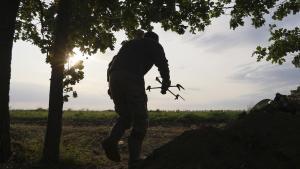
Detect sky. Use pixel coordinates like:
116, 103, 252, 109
10, 14, 300, 110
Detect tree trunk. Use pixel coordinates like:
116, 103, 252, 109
0, 0, 20, 163
42, 0, 71, 163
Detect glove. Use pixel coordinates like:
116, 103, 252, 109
161, 79, 171, 94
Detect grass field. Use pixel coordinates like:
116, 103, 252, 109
2, 110, 242, 169
10, 109, 241, 125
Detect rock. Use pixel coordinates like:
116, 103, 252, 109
251, 99, 272, 112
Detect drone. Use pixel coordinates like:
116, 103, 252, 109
146, 77, 185, 101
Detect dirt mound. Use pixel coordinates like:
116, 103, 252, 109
137, 93, 300, 169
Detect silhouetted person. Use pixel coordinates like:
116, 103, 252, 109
102, 31, 170, 169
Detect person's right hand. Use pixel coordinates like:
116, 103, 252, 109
161, 79, 171, 94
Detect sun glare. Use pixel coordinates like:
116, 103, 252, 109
68, 55, 83, 67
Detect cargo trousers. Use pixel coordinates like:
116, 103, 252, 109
107, 70, 148, 162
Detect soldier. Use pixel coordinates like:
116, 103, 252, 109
102, 31, 171, 168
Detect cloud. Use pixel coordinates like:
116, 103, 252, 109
210, 82, 298, 110
174, 17, 268, 52
230, 62, 300, 88
10, 82, 48, 101
10, 82, 49, 108
186, 87, 201, 91
9, 81, 114, 110
177, 13, 300, 53
64, 93, 114, 110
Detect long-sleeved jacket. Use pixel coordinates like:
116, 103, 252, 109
107, 38, 170, 84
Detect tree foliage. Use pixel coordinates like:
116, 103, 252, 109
13, 0, 300, 102
254, 25, 300, 67
223, 0, 299, 67
15, 0, 230, 50
14, 0, 229, 99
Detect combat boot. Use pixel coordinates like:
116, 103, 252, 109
101, 138, 121, 162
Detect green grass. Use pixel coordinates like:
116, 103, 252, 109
10, 110, 242, 125
10, 110, 117, 120
148, 110, 241, 124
